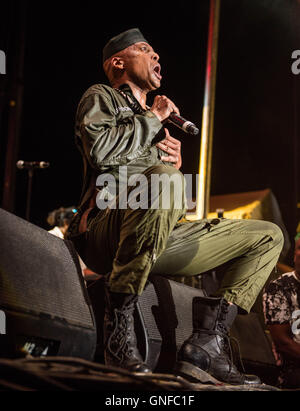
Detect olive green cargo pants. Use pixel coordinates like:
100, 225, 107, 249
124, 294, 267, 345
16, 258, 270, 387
83, 165, 284, 313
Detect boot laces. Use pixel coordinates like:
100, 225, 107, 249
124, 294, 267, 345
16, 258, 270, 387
216, 303, 246, 375
107, 304, 136, 363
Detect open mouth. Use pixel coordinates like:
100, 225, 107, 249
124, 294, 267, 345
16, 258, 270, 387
153, 64, 162, 80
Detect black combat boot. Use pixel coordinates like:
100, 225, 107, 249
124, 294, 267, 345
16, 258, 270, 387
103, 286, 151, 373
174, 296, 261, 385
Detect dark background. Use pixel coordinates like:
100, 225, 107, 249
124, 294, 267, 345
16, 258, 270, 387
1, 0, 300, 265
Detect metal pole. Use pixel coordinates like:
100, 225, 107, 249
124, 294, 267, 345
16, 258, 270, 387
196, 0, 221, 219
25, 169, 33, 221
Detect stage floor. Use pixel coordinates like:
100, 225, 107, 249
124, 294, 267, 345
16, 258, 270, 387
0, 356, 287, 392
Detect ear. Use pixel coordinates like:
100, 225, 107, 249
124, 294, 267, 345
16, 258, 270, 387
111, 56, 125, 70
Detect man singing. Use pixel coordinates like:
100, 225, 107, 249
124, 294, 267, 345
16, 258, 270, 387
67, 28, 283, 385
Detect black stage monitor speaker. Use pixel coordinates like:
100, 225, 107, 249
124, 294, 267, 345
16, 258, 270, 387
88, 275, 277, 375
137, 276, 206, 372
0, 208, 96, 360
138, 278, 278, 373
88, 275, 206, 372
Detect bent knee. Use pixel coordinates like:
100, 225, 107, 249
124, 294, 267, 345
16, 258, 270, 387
264, 221, 284, 246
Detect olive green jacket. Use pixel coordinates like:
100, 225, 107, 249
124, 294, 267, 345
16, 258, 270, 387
72, 83, 166, 227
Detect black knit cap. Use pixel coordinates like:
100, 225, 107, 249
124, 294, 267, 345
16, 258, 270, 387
102, 28, 148, 63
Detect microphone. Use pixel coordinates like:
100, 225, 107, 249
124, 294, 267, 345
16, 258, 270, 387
168, 112, 199, 135
16, 160, 50, 169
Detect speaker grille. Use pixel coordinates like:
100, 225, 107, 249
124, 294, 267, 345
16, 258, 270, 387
0, 209, 94, 329
138, 277, 205, 348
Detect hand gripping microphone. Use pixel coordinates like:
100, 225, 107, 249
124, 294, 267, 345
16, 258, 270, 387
168, 112, 199, 135
16, 160, 50, 169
